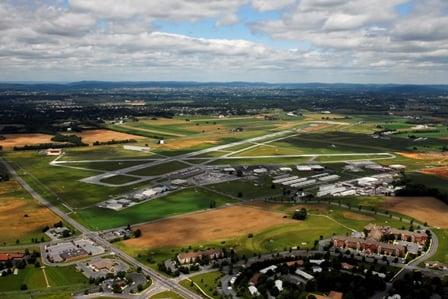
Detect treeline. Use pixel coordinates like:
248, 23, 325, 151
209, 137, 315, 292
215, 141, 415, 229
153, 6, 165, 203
92, 139, 137, 146
396, 183, 448, 205
51, 133, 86, 145
13, 142, 88, 151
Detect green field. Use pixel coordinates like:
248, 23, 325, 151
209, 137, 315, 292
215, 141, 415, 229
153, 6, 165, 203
5, 152, 149, 209
432, 229, 448, 264
72, 188, 237, 230
207, 177, 282, 200
128, 161, 189, 177
63, 160, 152, 171
99, 174, 141, 185
117, 204, 409, 270
60, 144, 160, 161
151, 291, 184, 299
180, 271, 223, 299
0, 263, 87, 294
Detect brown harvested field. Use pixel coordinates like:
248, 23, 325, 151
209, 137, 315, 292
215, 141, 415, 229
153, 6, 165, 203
122, 205, 294, 249
420, 166, 448, 179
0, 181, 61, 245
382, 196, 448, 228
75, 129, 144, 144
342, 211, 374, 221
154, 137, 218, 150
0, 133, 54, 150
398, 152, 448, 161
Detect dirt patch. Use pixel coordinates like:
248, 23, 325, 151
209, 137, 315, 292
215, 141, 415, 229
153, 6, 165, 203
155, 137, 218, 150
74, 129, 144, 144
398, 152, 448, 161
342, 211, 374, 221
0, 181, 61, 243
382, 196, 448, 228
0, 133, 54, 150
123, 205, 294, 249
420, 166, 448, 179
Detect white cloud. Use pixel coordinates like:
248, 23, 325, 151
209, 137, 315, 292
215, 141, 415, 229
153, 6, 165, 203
0, 0, 447, 83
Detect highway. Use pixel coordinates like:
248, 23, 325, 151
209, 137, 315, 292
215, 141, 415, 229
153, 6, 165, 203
0, 158, 202, 299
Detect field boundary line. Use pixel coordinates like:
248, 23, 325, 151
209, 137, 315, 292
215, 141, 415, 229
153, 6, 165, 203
41, 266, 51, 288
309, 213, 356, 232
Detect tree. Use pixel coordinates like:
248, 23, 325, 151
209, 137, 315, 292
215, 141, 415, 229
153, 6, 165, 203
209, 200, 216, 208
292, 208, 307, 220
134, 229, 142, 238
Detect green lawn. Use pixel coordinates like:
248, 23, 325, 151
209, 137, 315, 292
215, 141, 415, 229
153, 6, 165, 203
72, 188, 237, 230
431, 229, 448, 264
64, 160, 152, 171
0, 263, 87, 293
128, 161, 189, 177
60, 144, 158, 161
208, 177, 282, 200
180, 271, 223, 299
151, 291, 184, 299
99, 174, 141, 185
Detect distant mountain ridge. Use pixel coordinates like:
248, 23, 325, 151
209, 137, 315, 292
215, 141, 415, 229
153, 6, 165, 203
0, 81, 448, 93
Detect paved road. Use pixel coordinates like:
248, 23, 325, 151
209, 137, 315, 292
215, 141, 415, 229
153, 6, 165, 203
0, 158, 202, 299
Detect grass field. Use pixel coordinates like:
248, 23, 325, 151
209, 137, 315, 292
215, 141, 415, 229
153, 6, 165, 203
99, 174, 141, 185
179, 271, 223, 299
431, 229, 448, 264
60, 144, 161, 161
117, 202, 409, 270
0, 263, 87, 293
128, 161, 189, 177
5, 152, 149, 209
207, 177, 282, 200
0, 134, 55, 150
0, 180, 60, 246
72, 188, 237, 230
151, 291, 184, 299
120, 205, 294, 249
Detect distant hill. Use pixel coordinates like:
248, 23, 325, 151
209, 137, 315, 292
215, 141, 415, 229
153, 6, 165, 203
0, 81, 448, 93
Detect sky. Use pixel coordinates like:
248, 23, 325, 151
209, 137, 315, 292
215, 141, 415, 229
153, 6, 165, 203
0, 0, 448, 83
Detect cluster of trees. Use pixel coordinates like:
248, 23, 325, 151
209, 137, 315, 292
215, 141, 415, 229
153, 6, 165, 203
391, 271, 448, 298
13, 142, 88, 151
92, 139, 137, 146
51, 133, 85, 145
396, 182, 448, 205
292, 208, 307, 220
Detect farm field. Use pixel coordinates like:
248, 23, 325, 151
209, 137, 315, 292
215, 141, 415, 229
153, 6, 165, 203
179, 271, 223, 299
381, 197, 448, 228
0, 133, 55, 150
118, 202, 409, 269
73, 129, 144, 144
0, 180, 60, 246
72, 188, 237, 230
121, 205, 295, 249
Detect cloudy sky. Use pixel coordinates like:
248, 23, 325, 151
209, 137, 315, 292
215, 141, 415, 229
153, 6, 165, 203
1, 0, 447, 83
